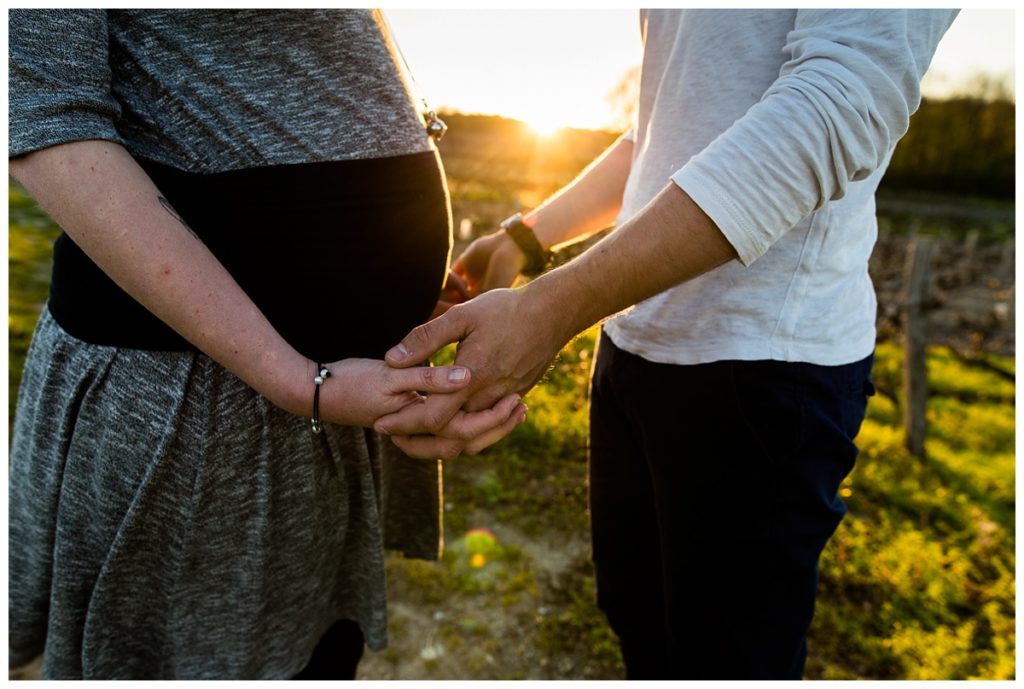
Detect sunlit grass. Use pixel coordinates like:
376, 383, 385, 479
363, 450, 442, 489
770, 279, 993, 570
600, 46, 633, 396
927, 345, 1015, 402
8, 182, 60, 425
809, 345, 1015, 680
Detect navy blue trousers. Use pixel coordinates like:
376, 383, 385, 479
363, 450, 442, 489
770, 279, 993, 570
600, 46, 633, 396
589, 330, 874, 679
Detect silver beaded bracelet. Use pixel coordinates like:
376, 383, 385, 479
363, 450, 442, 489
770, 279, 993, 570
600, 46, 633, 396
311, 363, 330, 434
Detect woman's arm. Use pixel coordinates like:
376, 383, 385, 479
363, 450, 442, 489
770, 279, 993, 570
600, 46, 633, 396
11, 140, 523, 447
12, 141, 313, 413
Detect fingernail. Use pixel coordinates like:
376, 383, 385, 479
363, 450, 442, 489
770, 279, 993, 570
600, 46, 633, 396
387, 344, 408, 362
374, 423, 387, 434
448, 366, 468, 382
519, 408, 528, 423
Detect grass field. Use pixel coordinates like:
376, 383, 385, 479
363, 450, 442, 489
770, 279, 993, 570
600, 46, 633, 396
7, 120, 1015, 678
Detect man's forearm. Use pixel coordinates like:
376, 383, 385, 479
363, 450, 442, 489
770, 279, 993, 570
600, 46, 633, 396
524, 182, 738, 342
524, 134, 633, 250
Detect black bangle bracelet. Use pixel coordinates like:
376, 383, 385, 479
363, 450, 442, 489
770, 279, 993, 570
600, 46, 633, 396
311, 363, 330, 434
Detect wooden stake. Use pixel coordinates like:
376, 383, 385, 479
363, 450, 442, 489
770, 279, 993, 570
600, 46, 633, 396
959, 228, 979, 284
903, 238, 934, 458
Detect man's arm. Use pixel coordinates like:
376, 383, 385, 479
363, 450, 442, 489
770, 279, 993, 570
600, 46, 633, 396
526, 132, 634, 253
441, 133, 634, 302
375, 182, 736, 449
380, 8, 957, 449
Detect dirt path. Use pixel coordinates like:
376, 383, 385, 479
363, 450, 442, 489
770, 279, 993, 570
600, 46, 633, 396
357, 504, 622, 680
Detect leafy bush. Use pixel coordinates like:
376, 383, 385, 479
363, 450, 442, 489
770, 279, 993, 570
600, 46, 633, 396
809, 344, 1015, 680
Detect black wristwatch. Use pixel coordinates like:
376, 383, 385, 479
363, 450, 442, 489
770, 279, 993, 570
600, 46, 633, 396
500, 212, 552, 277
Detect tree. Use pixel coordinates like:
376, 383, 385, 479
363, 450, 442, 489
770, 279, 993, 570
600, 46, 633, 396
604, 65, 641, 132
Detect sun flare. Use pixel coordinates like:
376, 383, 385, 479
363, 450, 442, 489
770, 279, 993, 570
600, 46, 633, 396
524, 113, 568, 139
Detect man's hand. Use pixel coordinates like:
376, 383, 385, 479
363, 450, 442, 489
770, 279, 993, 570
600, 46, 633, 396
432, 231, 525, 317
376, 287, 574, 437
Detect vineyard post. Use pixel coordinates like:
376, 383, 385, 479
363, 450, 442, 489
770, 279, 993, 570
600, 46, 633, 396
999, 238, 1015, 282
959, 228, 979, 284
903, 237, 934, 458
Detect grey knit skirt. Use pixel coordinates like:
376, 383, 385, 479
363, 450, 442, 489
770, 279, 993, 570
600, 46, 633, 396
8, 308, 442, 679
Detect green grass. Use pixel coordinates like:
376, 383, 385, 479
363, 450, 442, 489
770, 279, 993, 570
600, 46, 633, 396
8, 182, 60, 423
8, 179, 1014, 679
807, 343, 1015, 680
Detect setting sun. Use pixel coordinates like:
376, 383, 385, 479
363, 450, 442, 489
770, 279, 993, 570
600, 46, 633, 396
524, 112, 568, 138
386, 9, 644, 131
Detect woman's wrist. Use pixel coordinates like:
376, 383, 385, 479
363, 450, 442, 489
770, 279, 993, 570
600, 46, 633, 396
252, 345, 318, 417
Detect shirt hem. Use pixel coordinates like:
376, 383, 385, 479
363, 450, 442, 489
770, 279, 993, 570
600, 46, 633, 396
603, 321, 876, 367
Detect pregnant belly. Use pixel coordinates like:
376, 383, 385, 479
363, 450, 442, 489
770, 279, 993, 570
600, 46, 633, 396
47, 152, 451, 361
177, 152, 453, 362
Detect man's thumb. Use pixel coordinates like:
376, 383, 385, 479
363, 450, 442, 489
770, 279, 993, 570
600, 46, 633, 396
385, 312, 464, 368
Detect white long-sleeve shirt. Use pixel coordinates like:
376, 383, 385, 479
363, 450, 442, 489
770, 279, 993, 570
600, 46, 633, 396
604, 9, 958, 366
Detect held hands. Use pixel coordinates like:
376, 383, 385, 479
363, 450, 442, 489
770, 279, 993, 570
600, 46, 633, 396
323, 230, 533, 460
318, 358, 526, 458
373, 183, 732, 458
376, 287, 574, 458
370, 230, 556, 459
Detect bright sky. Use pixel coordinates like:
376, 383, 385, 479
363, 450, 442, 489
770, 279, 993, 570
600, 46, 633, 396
386, 8, 1016, 132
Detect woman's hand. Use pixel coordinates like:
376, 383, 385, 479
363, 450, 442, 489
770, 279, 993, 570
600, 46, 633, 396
318, 358, 527, 458
317, 358, 469, 427
431, 269, 472, 319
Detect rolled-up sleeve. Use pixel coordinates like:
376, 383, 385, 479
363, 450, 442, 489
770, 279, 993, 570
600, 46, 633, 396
671, 9, 958, 266
9, 9, 124, 157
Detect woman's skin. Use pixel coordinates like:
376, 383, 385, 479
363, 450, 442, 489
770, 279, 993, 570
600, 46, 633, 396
10, 140, 525, 456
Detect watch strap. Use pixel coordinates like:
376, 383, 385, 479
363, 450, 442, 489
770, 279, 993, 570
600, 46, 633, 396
501, 212, 551, 277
